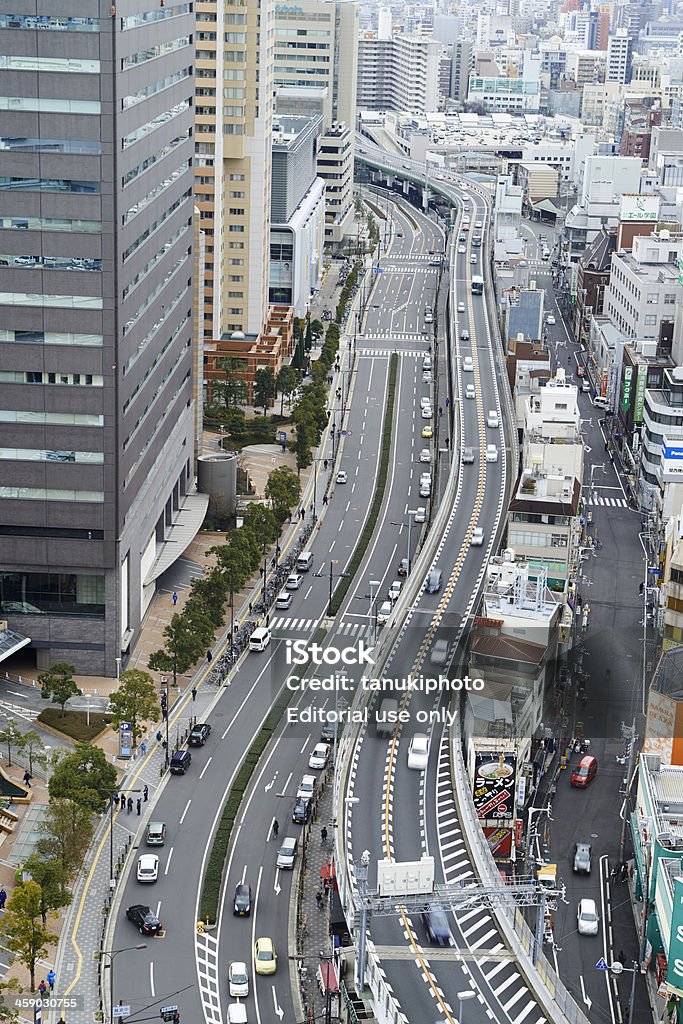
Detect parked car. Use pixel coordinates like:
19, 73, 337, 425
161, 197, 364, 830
414, 507, 426, 524
308, 743, 329, 770
377, 600, 392, 625
136, 854, 159, 883
292, 797, 311, 824
297, 775, 316, 800
388, 580, 403, 602
546, 313, 556, 325
419, 448, 431, 463
397, 558, 410, 576
286, 573, 304, 590
422, 424, 433, 439
188, 723, 211, 746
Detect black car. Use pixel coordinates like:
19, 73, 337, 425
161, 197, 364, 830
169, 749, 191, 775
422, 905, 452, 946
320, 721, 339, 744
188, 723, 211, 746
233, 883, 252, 916
292, 797, 311, 824
126, 904, 162, 935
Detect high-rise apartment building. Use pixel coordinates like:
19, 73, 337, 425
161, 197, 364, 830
273, 0, 358, 245
606, 28, 634, 85
0, 2, 197, 675
194, 0, 274, 339
357, 35, 441, 114
450, 38, 473, 103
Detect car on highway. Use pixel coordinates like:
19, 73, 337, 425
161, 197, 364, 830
308, 743, 329, 769
470, 254, 477, 264
426, 568, 443, 593
286, 573, 304, 590
145, 821, 166, 846
573, 843, 592, 874
233, 883, 252, 916
470, 527, 484, 547
577, 898, 599, 936
377, 600, 392, 625
292, 797, 311, 824
227, 1004, 247, 1024
188, 723, 211, 746
420, 397, 431, 409
485, 444, 498, 462
407, 733, 430, 770
229, 961, 249, 998
546, 313, 556, 325
297, 774, 316, 800
419, 448, 431, 463
420, 405, 432, 420
126, 904, 162, 935
463, 356, 473, 372
276, 836, 298, 869
414, 507, 426, 524
397, 558, 410, 576
460, 330, 469, 341
254, 937, 277, 975
422, 424, 433, 438
169, 749, 191, 775
458, 245, 466, 254
276, 590, 292, 609
422, 905, 453, 946
336, 470, 348, 484
388, 579, 403, 602
457, 301, 465, 313
136, 854, 159, 883
430, 638, 449, 665
465, 384, 475, 399
320, 720, 339, 743
424, 310, 434, 323
462, 447, 475, 464
486, 410, 499, 429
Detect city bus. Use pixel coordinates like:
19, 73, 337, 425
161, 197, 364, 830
471, 275, 484, 295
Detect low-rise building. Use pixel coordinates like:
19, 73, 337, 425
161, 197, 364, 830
506, 467, 581, 592
203, 306, 294, 406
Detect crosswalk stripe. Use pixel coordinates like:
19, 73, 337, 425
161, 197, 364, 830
470, 928, 499, 950
461, 917, 491, 939
503, 989, 528, 1012
358, 349, 428, 357
493, 973, 521, 997
482, 961, 509, 982
511, 1002, 542, 1024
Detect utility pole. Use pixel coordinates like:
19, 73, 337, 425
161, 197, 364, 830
618, 719, 637, 867
355, 850, 370, 993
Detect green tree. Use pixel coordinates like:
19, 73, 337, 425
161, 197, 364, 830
0, 978, 21, 1023
295, 423, 314, 475
265, 466, 301, 523
48, 743, 117, 814
1, 880, 56, 991
0, 723, 22, 768
182, 600, 215, 649
292, 330, 305, 371
214, 357, 248, 408
245, 503, 277, 550
238, 524, 263, 572
304, 317, 313, 353
253, 367, 276, 415
36, 798, 93, 881
107, 670, 158, 749
16, 731, 48, 776
212, 539, 252, 595
186, 570, 229, 629
37, 662, 82, 717
310, 318, 324, 344
22, 853, 72, 926
275, 365, 301, 415
148, 612, 205, 687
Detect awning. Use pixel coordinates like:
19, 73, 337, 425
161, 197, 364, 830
0, 627, 31, 664
143, 491, 210, 586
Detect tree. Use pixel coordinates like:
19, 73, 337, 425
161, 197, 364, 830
36, 798, 93, 881
0, 723, 22, 768
253, 367, 276, 415
22, 854, 71, 926
48, 743, 117, 814
16, 731, 48, 776
275, 365, 301, 415
304, 317, 313, 353
148, 613, 205, 687
182, 600, 215, 649
0, 978, 21, 1023
291, 329, 305, 371
214, 357, 248, 408
38, 662, 82, 717
245, 503, 277, 550
310, 319, 324, 344
186, 570, 229, 628
1, 880, 56, 991
295, 424, 313, 475
265, 466, 301, 523
107, 670, 158, 749
212, 540, 252, 597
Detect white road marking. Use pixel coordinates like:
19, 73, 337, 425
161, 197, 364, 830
150, 961, 155, 997
164, 847, 174, 875
179, 800, 191, 825
199, 757, 212, 780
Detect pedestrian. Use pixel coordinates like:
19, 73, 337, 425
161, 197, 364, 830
315, 891, 323, 910
172, 591, 178, 605
207, 649, 212, 662
621, 863, 628, 882
322, 495, 328, 506
156, 730, 162, 743
321, 826, 328, 845
22, 770, 31, 788
272, 819, 279, 839
143, 784, 148, 802
127, 797, 133, 813
0, 889, 6, 910
136, 798, 141, 815
266, 613, 270, 627
47, 969, 55, 992
140, 740, 147, 756
323, 877, 330, 896
249, 602, 252, 614
191, 686, 197, 701
38, 981, 47, 999
112, 793, 119, 809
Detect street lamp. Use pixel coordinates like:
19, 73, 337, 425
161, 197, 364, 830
102, 943, 146, 1024
391, 510, 419, 575
313, 561, 350, 618
368, 580, 380, 644
456, 990, 476, 1023
610, 958, 641, 1024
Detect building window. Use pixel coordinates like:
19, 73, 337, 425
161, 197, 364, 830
0, 55, 99, 72
122, 37, 191, 69
644, 315, 657, 325
664, 293, 676, 304
0, 447, 103, 464
0, 96, 100, 114
0, 330, 102, 346
646, 292, 658, 304
0, 572, 105, 617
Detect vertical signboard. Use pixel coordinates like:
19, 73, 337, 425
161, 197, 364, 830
472, 752, 516, 819
666, 876, 683, 991
634, 365, 647, 423
119, 722, 132, 758
621, 365, 633, 414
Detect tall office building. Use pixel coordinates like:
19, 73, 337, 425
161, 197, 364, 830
357, 35, 441, 114
606, 28, 634, 84
0, 2, 197, 675
273, 0, 358, 245
195, 0, 274, 339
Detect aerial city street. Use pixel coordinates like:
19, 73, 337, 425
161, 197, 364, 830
2, 2, 683, 1024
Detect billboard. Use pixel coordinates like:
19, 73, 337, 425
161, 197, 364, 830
483, 827, 513, 859
666, 877, 683, 991
473, 752, 516, 820
621, 365, 633, 414
634, 365, 647, 423
620, 194, 660, 222
660, 437, 683, 481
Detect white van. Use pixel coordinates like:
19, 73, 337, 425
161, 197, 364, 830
276, 836, 298, 869
249, 627, 271, 652
593, 395, 609, 409
296, 551, 314, 572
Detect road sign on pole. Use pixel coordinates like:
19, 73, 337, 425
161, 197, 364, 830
113, 1008, 131, 1018
595, 957, 609, 971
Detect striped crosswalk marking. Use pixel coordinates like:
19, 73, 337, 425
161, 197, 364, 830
270, 616, 364, 635
587, 495, 627, 507
358, 349, 427, 358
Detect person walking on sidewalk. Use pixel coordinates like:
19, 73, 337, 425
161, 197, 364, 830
47, 970, 55, 992
0, 889, 7, 910
172, 591, 178, 605
22, 770, 31, 788
143, 784, 149, 802
315, 891, 323, 911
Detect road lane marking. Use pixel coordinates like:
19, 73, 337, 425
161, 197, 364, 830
150, 961, 155, 997
251, 865, 265, 1024
164, 847, 174, 875
199, 757, 212, 780
179, 800, 191, 825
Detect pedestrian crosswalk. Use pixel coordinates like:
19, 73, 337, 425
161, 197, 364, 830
271, 616, 367, 636
587, 494, 628, 508
361, 332, 430, 342
358, 349, 427, 358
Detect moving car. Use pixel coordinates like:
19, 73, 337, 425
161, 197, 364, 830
248, 626, 270, 652
462, 447, 475, 464
233, 883, 252, 916
465, 384, 475, 399
292, 797, 311, 824
577, 898, 599, 936
422, 424, 433, 439
126, 904, 162, 935
188, 723, 211, 746
546, 313, 556, 325
470, 254, 477, 264
422, 905, 453, 946
286, 573, 304, 590
276, 590, 292, 609
426, 568, 443, 593
136, 854, 159, 883
308, 743, 329, 769
397, 558, 410, 576
485, 444, 498, 462
430, 639, 449, 665
571, 754, 598, 788
145, 822, 166, 846
336, 470, 348, 484
463, 356, 473, 372
276, 836, 298, 869
422, 355, 432, 370
419, 481, 431, 498
407, 733, 430, 770
471, 527, 484, 547
458, 245, 466, 254
420, 405, 432, 420
229, 962, 249, 998
573, 843, 592, 874
487, 410, 499, 429
254, 937, 277, 975
419, 448, 431, 463
414, 507, 426, 524
169, 749, 191, 775
420, 397, 431, 409
297, 774, 316, 800
457, 301, 465, 313
377, 600, 392, 625
227, 1006, 247, 1024
424, 310, 434, 323
388, 579, 403, 602
429, 257, 441, 266
320, 720, 339, 743
460, 330, 469, 341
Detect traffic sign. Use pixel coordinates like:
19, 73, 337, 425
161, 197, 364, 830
374, 267, 383, 273
113, 1008, 131, 1018
595, 957, 609, 971
160, 1007, 178, 1016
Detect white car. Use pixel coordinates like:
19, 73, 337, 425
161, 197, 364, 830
463, 356, 474, 372
419, 448, 431, 463
471, 527, 484, 547
336, 470, 348, 484
227, 1005, 247, 1024
286, 573, 303, 590
414, 507, 426, 524
407, 733, 430, 770
421, 406, 432, 419
487, 410, 499, 429
276, 590, 292, 609
430, 639, 449, 665
420, 397, 431, 409
465, 384, 475, 399
308, 742, 330, 769
377, 600, 392, 625
458, 245, 466, 254
546, 313, 556, 325
136, 854, 159, 883
229, 962, 249, 998
457, 301, 465, 313
297, 774, 316, 800
485, 444, 498, 462
388, 580, 402, 602
422, 372, 433, 384
470, 254, 477, 264
577, 898, 599, 936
